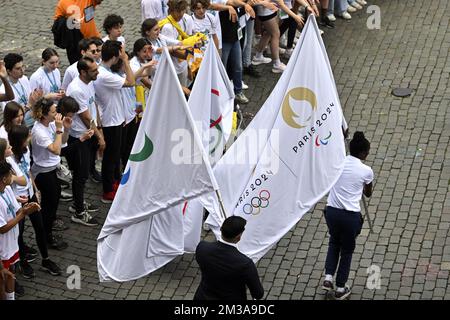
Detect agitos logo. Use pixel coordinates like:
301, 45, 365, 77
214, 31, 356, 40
281, 86, 336, 154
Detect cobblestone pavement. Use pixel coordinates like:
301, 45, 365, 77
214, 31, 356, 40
0, 0, 449, 300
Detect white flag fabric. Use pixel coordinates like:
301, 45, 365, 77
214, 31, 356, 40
200, 16, 347, 262
97, 48, 217, 282
188, 39, 235, 165
182, 41, 235, 252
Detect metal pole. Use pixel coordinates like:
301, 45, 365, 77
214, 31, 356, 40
362, 196, 374, 233
215, 190, 228, 220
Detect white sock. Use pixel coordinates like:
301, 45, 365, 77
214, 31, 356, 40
255, 51, 263, 59
336, 287, 345, 293
325, 274, 333, 282
273, 59, 281, 66
6, 291, 15, 300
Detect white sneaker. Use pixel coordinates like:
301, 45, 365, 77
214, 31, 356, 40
242, 81, 249, 90
252, 55, 272, 65
351, 2, 363, 9
272, 62, 286, 74
327, 14, 336, 22
279, 47, 286, 55
356, 0, 367, 5
340, 11, 352, 20
203, 222, 211, 231
347, 5, 356, 12
320, 29, 324, 35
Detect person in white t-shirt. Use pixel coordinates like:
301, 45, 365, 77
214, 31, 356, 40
29, 49, 65, 102
31, 98, 72, 251
322, 131, 374, 300
94, 41, 135, 203
2, 53, 43, 128
63, 79, 100, 226
0, 102, 25, 141
160, 0, 194, 86
61, 38, 103, 90
141, 0, 169, 21
0, 60, 14, 105
102, 14, 126, 47
0, 160, 40, 300
191, 0, 220, 49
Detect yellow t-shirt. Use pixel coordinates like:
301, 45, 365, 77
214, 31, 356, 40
54, 0, 100, 38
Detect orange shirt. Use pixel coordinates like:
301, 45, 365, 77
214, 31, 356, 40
54, 0, 100, 38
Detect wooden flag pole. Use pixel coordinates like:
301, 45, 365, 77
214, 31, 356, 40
215, 190, 228, 220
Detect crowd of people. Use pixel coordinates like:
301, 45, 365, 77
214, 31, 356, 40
0, 0, 370, 300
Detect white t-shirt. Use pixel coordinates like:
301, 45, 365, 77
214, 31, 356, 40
141, 0, 168, 21
148, 36, 178, 67
0, 125, 8, 141
1, 76, 35, 128
102, 35, 126, 47
29, 67, 62, 96
31, 121, 62, 168
327, 155, 374, 212
0, 186, 21, 260
130, 56, 147, 86
120, 82, 137, 125
66, 77, 97, 138
61, 62, 79, 90
7, 152, 33, 198
191, 12, 218, 35
160, 14, 193, 74
94, 65, 126, 127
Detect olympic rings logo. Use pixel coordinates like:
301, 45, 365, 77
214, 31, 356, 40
243, 190, 271, 216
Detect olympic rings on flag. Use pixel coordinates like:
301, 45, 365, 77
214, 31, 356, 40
242, 190, 271, 215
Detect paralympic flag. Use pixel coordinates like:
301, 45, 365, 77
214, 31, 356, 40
97, 48, 217, 282
200, 15, 347, 262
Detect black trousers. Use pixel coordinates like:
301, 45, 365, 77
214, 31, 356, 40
66, 45, 82, 65
102, 125, 123, 193
18, 195, 49, 260
324, 206, 363, 288
279, 16, 297, 49
89, 135, 99, 174
121, 119, 140, 170
34, 169, 61, 242
65, 136, 90, 213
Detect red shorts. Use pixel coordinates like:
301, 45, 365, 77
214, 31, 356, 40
2, 251, 20, 270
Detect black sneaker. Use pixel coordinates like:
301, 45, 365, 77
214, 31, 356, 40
322, 280, 334, 291
90, 169, 102, 183
15, 280, 25, 297
69, 202, 99, 213
334, 286, 351, 300
23, 245, 38, 257
19, 260, 35, 279
52, 218, 69, 231
319, 15, 335, 29
48, 235, 68, 250
243, 65, 261, 78
25, 253, 37, 263
41, 259, 62, 276
71, 211, 99, 227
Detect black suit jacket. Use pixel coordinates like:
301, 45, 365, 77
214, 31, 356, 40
194, 240, 264, 300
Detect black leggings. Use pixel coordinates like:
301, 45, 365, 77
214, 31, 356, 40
34, 169, 61, 242
18, 194, 49, 260
121, 120, 140, 171
279, 16, 297, 49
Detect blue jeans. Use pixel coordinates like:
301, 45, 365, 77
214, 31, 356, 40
328, 0, 349, 15
324, 206, 363, 288
221, 40, 243, 94
242, 19, 255, 68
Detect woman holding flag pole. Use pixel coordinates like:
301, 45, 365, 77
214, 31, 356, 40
322, 131, 373, 300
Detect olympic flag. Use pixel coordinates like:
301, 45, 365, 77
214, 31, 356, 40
200, 15, 347, 262
97, 48, 217, 282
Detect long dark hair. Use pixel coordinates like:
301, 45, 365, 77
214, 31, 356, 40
349, 131, 370, 158
0, 138, 8, 161
8, 125, 30, 163
2, 101, 24, 131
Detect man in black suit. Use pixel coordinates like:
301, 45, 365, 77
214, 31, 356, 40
194, 216, 264, 300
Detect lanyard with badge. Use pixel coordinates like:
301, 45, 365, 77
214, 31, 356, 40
10, 80, 28, 105
45, 70, 59, 93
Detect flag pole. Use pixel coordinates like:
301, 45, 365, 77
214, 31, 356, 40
215, 190, 228, 220
362, 196, 373, 233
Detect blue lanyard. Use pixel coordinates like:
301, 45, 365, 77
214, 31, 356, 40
10, 80, 28, 105
44, 69, 59, 93
18, 156, 30, 181
0, 191, 16, 218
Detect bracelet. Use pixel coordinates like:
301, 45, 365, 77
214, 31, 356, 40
56, 130, 63, 134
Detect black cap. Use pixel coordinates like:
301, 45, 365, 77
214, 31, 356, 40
221, 216, 246, 239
